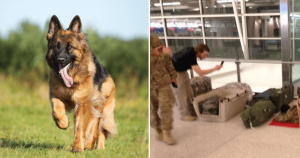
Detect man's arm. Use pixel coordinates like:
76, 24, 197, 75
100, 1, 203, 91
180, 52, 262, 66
164, 54, 177, 85
192, 64, 222, 76
165, 55, 177, 79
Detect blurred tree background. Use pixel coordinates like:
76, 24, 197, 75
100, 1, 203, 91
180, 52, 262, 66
0, 21, 148, 99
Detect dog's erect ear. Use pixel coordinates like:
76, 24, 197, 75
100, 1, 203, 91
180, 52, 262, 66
68, 15, 82, 36
47, 15, 63, 40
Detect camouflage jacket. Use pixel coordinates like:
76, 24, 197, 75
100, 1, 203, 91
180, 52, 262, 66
150, 53, 177, 90
275, 105, 298, 123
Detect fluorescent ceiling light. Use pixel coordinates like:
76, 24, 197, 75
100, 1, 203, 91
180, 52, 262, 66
154, 2, 180, 7
217, 0, 248, 4
192, 8, 200, 11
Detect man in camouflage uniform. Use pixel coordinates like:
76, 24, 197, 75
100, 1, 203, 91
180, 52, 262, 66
150, 35, 177, 145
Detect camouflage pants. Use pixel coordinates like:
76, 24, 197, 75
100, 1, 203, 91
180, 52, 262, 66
171, 71, 196, 117
150, 85, 175, 131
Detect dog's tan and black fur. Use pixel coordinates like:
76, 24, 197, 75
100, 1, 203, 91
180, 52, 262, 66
46, 15, 117, 152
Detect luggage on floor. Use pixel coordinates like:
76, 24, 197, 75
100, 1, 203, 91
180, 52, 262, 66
190, 76, 217, 115
270, 85, 294, 112
253, 85, 294, 112
240, 99, 276, 128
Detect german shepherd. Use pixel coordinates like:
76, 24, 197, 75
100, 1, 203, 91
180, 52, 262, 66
46, 15, 117, 152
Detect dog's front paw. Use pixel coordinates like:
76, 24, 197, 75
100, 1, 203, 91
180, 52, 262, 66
84, 143, 95, 151
72, 144, 84, 153
54, 114, 69, 129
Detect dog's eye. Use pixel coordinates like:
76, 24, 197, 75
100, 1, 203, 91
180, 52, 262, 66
55, 44, 59, 49
68, 45, 73, 50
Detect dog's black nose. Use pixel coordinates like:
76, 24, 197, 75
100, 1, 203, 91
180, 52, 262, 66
57, 58, 66, 64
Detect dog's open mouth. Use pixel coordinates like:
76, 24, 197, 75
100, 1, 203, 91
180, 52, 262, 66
59, 63, 73, 87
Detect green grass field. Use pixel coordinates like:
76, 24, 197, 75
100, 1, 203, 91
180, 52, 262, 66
0, 76, 148, 158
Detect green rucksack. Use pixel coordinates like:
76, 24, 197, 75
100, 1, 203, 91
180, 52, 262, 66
240, 99, 276, 128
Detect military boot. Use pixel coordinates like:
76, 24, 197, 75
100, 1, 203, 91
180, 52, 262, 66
156, 128, 163, 141
162, 130, 176, 145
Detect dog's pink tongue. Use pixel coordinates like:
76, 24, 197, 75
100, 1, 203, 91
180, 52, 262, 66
59, 64, 73, 87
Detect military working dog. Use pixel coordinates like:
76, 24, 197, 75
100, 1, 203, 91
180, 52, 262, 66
46, 15, 117, 152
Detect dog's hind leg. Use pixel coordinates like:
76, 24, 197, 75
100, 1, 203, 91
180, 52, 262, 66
96, 97, 117, 149
96, 126, 106, 149
94, 76, 117, 149
50, 97, 69, 129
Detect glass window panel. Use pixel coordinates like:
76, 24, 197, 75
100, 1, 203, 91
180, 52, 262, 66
206, 39, 244, 59
292, 64, 300, 96
202, 0, 240, 14
167, 39, 203, 54
290, 3, 300, 62
247, 16, 280, 37
291, 16, 299, 37
150, 19, 165, 36
291, 0, 300, 12
162, 0, 200, 15
291, 0, 300, 62
165, 18, 203, 36
204, 17, 242, 37
292, 39, 300, 61
150, 0, 162, 16
291, 14, 300, 37
291, 39, 293, 60
248, 40, 281, 60
246, 0, 279, 13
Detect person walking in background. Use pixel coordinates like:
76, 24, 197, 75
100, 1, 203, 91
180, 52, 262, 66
150, 35, 177, 145
171, 43, 223, 121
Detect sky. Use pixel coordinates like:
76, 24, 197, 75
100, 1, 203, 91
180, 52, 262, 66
0, 0, 149, 40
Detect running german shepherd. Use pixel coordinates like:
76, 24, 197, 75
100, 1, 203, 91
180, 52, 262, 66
46, 15, 117, 152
